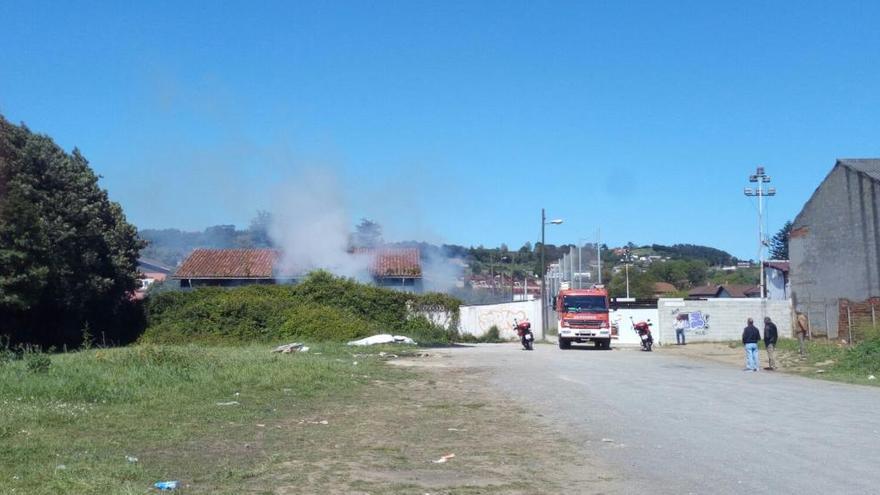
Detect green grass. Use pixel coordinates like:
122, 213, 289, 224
773, 335, 880, 385
0, 343, 406, 494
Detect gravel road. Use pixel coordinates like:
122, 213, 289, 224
437, 343, 880, 495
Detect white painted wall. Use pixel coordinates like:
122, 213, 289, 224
458, 300, 544, 340
657, 298, 793, 344
610, 308, 660, 345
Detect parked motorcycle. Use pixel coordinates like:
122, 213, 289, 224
514, 319, 535, 351
631, 317, 654, 352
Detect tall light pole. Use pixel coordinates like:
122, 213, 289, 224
621, 247, 632, 299
744, 166, 776, 299
540, 208, 563, 335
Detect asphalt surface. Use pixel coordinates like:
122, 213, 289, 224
438, 343, 880, 495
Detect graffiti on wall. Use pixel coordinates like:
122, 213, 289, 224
477, 309, 528, 333
673, 309, 711, 336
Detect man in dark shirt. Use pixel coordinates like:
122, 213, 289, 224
742, 318, 761, 372
764, 317, 779, 370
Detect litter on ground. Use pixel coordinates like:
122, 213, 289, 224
125, 455, 138, 463
432, 453, 456, 464
347, 334, 417, 346
216, 401, 240, 406
272, 343, 309, 354
154, 480, 180, 490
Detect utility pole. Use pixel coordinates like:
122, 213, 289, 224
744, 166, 777, 299
540, 209, 546, 335
597, 228, 602, 285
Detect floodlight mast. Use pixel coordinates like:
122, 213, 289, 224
744, 166, 777, 299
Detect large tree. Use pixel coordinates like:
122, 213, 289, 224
769, 221, 792, 260
0, 116, 144, 347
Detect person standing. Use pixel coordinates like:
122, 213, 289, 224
795, 312, 808, 357
674, 314, 688, 345
742, 318, 761, 372
764, 317, 779, 370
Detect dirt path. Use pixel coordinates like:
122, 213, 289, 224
260, 352, 618, 494
659, 341, 826, 373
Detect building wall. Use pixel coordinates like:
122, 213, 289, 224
657, 299, 792, 343
790, 165, 880, 338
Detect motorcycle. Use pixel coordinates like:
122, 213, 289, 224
630, 317, 654, 352
514, 319, 534, 351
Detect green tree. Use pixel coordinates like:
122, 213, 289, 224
0, 116, 144, 347
352, 218, 383, 248
608, 267, 657, 298
769, 221, 792, 260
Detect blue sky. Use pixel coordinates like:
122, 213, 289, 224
2, 0, 878, 259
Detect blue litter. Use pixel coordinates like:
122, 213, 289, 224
154, 480, 179, 490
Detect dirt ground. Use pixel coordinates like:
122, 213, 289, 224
658, 341, 820, 372
257, 352, 616, 494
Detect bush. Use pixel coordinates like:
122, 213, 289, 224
141, 271, 461, 345
25, 351, 51, 373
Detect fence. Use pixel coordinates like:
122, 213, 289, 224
837, 297, 880, 344
795, 296, 880, 342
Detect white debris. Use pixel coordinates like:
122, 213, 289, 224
432, 453, 456, 464
869, 375, 876, 380
272, 343, 308, 354
601, 438, 614, 443
347, 334, 417, 346
216, 401, 240, 406
125, 456, 138, 463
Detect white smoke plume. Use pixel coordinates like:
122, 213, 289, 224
268, 169, 464, 293
268, 169, 372, 281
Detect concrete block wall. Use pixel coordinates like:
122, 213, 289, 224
458, 300, 543, 340
657, 299, 793, 344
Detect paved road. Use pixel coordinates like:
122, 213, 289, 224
438, 343, 880, 495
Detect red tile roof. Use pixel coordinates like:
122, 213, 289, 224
173, 249, 279, 279
653, 282, 677, 294
370, 248, 422, 278
173, 247, 422, 279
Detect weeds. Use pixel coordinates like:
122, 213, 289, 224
0, 343, 402, 493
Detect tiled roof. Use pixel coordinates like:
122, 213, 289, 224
725, 284, 761, 298
371, 248, 422, 278
173, 249, 279, 279
653, 282, 677, 294
688, 284, 760, 298
174, 247, 422, 280
688, 285, 720, 297
764, 260, 790, 273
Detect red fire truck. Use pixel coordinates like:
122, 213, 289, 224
556, 286, 615, 349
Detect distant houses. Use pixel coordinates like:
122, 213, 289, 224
789, 159, 880, 337
687, 284, 761, 299
172, 247, 423, 291
134, 258, 172, 300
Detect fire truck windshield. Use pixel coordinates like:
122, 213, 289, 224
562, 295, 607, 313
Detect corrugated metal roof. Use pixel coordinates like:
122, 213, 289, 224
173, 249, 279, 279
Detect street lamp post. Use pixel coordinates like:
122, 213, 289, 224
540, 208, 563, 336
744, 166, 777, 299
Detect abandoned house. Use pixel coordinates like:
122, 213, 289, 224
789, 158, 880, 337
